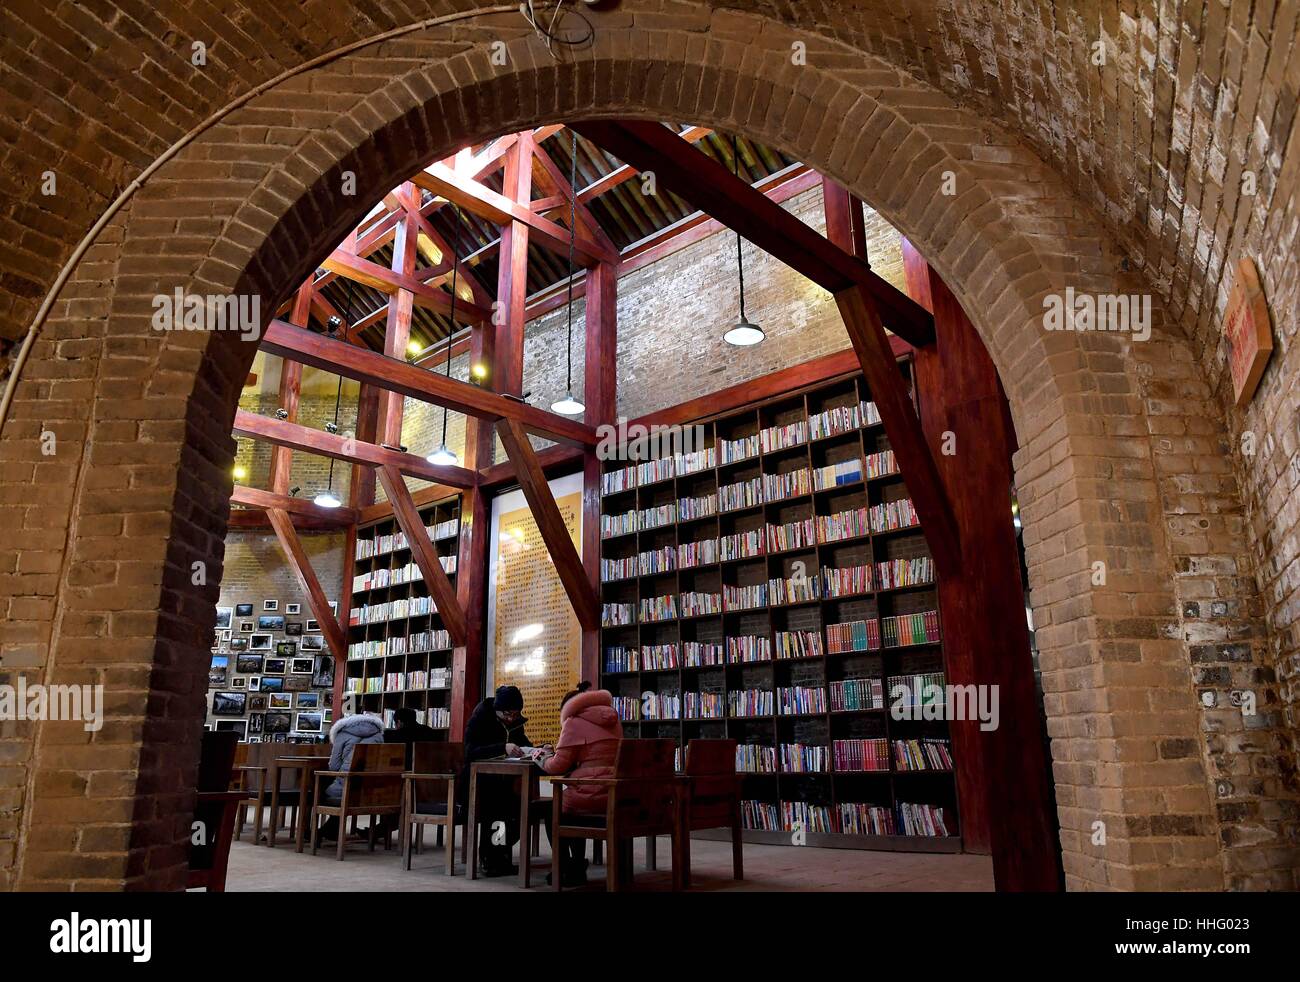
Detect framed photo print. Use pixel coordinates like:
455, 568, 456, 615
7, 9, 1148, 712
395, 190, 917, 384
263, 658, 286, 675
286, 603, 301, 615
305, 619, 319, 632
290, 657, 314, 675
219, 629, 232, 642
208, 655, 228, 687
215, 719, 247, 740
235, 654, 263, 674
239, 621, 255, 634
282, 675, 309, 692
312, 655, 334, 689
215, 607, 233, 630
295, 692, 320, 709
229, 637, 249, 651
230, 677, 247, 689
329, 601, 338, 615
301, 635, 324, 651
248, 713, 265, 735
264, 711, 292, 734
258, 614, 286, 631
285, 622, 303, 637
275, 640, 297, 657
323, 710, 333, 725
263, 599, 279, 611
295, 712, 323, 734
248, 695, 268, 712
248, 677, 261, 692
211, 691, 247, 716
250, 634, 273, 651
267, 694, 293, 711
259, 676, 284, 694
235, 603, 254, 617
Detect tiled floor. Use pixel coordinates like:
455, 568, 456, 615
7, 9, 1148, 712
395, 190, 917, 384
225, 830, 994, 892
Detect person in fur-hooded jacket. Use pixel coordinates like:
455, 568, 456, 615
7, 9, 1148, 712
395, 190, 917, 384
539, 682, 623, 885
315, 708, 385, 841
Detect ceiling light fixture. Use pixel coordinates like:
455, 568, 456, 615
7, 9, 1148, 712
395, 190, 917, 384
551, 131, 586, 417
428, 250, 460, 466
315, 277, 351, 510
723, 133, 765, 347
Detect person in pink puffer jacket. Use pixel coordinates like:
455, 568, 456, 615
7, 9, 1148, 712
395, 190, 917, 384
540, 682, 623, 885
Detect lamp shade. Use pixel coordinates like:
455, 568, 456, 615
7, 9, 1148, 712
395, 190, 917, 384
723, 318, 765, 346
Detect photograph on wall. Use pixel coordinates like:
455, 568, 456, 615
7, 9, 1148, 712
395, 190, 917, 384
235, 655, 263, 674
263, 600, 278, 611
264, 711, 292, 733
263, 658, 286, 675
215, 720, 247, 740
301, 635, 324, 651
258, 615, 286, 631
259, 676, 284, 693
219, 629, 232, 642
267, 694, 292, 710
208, 656, 228, 687
235, 603, 253, 617
282, 675, 310, 692
248, 695, 268, 712
248, 677, 261, 692
290, 657, 314, 675
247, 714, 264, 735
323, 710, 333, 725
295, 692, 320, 709
305, 620, 320, 633
250, 634, 273, 651
215, 607, 232, 630
230, 677, 246, 689
285, 622, 303, 636
239, 621, 255, 634
276, 641, 297, 657
229, 637, 248, 651
212, 691, 247, 716
312, 655, 334, 689
294, 712, 323, 734
285, 603, 301, 615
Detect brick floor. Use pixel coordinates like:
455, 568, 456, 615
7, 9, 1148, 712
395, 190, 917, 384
223, 833, 995, 892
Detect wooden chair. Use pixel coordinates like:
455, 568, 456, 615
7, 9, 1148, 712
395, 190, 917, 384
310, 743, 406, 860
682, 738, 743, 886
400, 742, 467, 875
187, 731, 245, 891
548, 738, 685, 892
233, 742, 270, 843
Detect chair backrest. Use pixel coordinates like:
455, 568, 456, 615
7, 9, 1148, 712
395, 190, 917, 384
271, 742, 323, 792
195, 730, 239, 793
229, 742, 251, 791
609, 739, 678, 836
410, 742, 464, 802
347, 742, 406, 809
685, 739, 740, 829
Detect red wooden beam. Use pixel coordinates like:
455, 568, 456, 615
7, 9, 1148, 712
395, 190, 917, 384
231, 408, 477, 488
266, 508, 349, 665
319, 248, 492, 324
576, 125, 712, 204
529, 136, 620, 258
230, 485, 358, 525
495, 418, 600, 632
268, 279, 313, 492
376, 465, 468, 648
227, 509, 348, 532
571, 120, 934, 346
259, 320, 599, 448
495, 134, 533, 397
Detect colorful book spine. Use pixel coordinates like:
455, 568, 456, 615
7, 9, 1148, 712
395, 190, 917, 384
741, 800, 780, 831
816, 506, 871, 543
768, 574, 821, 605
780, 801, 833, 833
612, 696, 640, 721
822, 563, 873, 597
678, 591, 722, 618
720, 528, 766, 561
869, 497, 919, 532
811, 458, 864, 490
875, 557, 935, 590
777, 684, 827, 715
837, 802, 896, 835
720, 433, 760, 463
675, 446, 716, 475
833, 738, 890, 772
766, 518, 816, 552
638, 546, 677, 577
601, 555, 638, 582
727, 688, 774, 717
880, 610, 941, 647
864, 449, 898, 478
638, 502, 678, 531
601, 602, 636, 627
889, 671, 947, 709
892, 738, 954, 771
896, 802, 951, 837
735, 744, 778, 773
601, 509, 637, 539
601, 465, 637, 495
762, 468, 811, 502
638, 594, 678, 623
677, 537, 718, 568
774, 630, 824, 659
683, 641, 724, 667
723, 582, 768, 611
640, 643, 680, 670
779, 742, 830, 772
828, 677, 885, 711
677, 492, 718, 520
726, 634, 772, 664
636, 457, 675, 487
825, 618, 881, 653
719, 476, 764, 511
759, 418, 809, 453
683, 691, 724, 719
604, 646, 638, 673
642, 691, 681, 720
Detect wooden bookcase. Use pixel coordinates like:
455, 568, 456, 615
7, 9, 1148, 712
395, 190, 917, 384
599, 367, 962, 852
346, 495, 462, 733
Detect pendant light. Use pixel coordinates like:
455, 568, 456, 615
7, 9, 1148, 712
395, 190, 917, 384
314, 372, 344, 509
723, 133, 765, 347
551, 132, 585, 416
427, 249, 460, 466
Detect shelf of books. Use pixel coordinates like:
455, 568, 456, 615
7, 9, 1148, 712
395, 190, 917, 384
599, 369, 961, 852
347, 495, 461, 733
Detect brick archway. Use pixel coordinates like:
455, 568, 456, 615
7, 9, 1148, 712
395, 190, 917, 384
2, 15, 1290, 890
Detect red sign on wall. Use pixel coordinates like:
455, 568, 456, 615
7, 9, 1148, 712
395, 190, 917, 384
1223, 257, 1274, 407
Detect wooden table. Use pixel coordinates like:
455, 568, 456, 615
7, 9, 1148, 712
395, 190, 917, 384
267, 755, 330, 852
466, 758, 542, 888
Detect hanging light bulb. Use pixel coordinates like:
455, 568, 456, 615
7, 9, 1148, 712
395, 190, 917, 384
724, 133, 764, 347
428, 246, 460, 466
551, 132, 585, 417
314, 280, 349, 510
313, 489, 342, 509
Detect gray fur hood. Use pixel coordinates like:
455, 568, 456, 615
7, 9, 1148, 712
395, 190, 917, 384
329, 712, 384, 742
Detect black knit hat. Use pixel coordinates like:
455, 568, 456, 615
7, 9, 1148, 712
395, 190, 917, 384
494, 685, 523, 712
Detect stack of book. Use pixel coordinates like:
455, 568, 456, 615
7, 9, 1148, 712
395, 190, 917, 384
677, 537, 718, 568
816, 506, 871, 543
736, 744, 778, 773
837, 802, 895, 835
741, 800, 780, 831
769, 574, 821, 605
683, 641, 724, 667
889, 671, 946, 709
602, 602, 635, 627
777, 685, 827, 715
724, 582, 768, 611
728, 688, 774, 717
822, 563, 873, 597
811, 458, 864, 490
826, 618, 881, 653
677, 492, 717, 520
604, 646, 638, 673
828, 677, 885, 711
721, 528, 766, 561
639, 594, 678, 623
638, 546, 676, 577
679, 590, 722, 618
781, 801, 833, 833
601, 555, 637, 582
759, 418, 809, 453
809, 401, 877, 440
720, 433, 760, 463
775, 629, 824, 659
642, 691, 681, 720
611, 696, 640, 721
833, 737, 890, 771
864, 449, 898, 478
676, 446, 716, 475
897, 802, 950, 836
720, 477, 764, 512
426, 708, 451, 729
636, 457, 674, 486
892, 738, 954, 771
601, 509, 637, 539
881, 610, 941, 646
762, 468, 811, 502
408, 629, 451, 652
727, 635, 772, 664
875, 557, 934, 590
601, 465, 636, 495
869, 497, 919, 532
780, 742, 830, 772
641, 643, 679, 670
639, 503, 677, 531
684, 691, 724, 719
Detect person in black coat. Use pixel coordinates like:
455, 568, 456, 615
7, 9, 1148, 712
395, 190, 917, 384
388, 707, 441, 768
460, 685, 534, 876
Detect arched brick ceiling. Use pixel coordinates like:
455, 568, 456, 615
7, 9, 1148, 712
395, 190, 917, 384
1, 0, 1294, 382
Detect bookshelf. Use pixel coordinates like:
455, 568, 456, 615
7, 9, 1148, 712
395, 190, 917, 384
347, 495, 461, 733
599, 368, 961, 852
